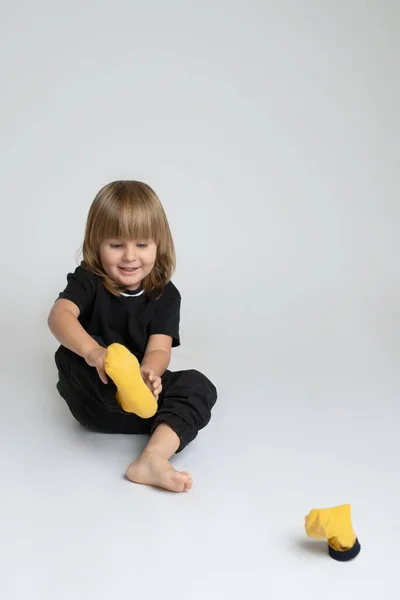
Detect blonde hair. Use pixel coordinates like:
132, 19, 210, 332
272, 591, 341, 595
82, 180, 176, 296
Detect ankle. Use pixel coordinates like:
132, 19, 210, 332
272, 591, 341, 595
140, 448, 169, 460
140, 424, 181, 460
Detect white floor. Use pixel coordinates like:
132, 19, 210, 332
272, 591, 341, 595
2, 350, 399, 599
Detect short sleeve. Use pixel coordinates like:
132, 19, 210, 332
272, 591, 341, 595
148, 284, 181, 347
57, 265, 96, 315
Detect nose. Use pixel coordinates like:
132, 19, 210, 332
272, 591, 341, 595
123, 242, 137, 262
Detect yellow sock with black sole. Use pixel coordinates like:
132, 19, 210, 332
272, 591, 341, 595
104, 343, 157, 418
305, 504, 361, 561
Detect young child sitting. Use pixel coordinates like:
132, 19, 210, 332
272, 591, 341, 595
48, 180, 217, 492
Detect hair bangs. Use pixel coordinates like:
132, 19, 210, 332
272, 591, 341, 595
96, 188, 159, 244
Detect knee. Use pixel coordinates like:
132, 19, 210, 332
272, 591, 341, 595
156, 369, 217, 450
186, 369, 218, 409
174, 368, 217, 441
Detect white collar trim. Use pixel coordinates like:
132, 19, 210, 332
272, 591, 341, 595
120, 289, 144, 297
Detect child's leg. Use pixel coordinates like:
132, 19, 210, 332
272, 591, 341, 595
127, 369, 217, 492
55, 348, 217, 492
127, 423, 192, 492
54, 346, 152, 435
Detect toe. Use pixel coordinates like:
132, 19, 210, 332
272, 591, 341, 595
170, 471, 190, 492
184, 479, 193, 491
180, 471, 193, 491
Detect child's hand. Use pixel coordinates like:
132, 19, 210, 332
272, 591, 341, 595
140, 366, 162, 401
84, 346, 108, 384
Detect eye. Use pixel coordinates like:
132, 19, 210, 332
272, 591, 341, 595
136, 243, 148, 248
110, 243, 123, 249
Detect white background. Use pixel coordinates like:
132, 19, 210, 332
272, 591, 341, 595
1, 1, 399, 598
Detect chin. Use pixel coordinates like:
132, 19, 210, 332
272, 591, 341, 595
118, 271, 146, 286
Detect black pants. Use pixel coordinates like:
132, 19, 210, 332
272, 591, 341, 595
54, 347, 217, 452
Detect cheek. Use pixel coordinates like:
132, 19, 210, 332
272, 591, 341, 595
144, 249, 157, 266
100, 249, 118, 269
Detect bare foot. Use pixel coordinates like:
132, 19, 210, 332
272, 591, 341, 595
126, 453, 193, 492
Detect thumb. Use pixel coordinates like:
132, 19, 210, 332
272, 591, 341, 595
97, 367, 108, 385
140, 368, 149, 380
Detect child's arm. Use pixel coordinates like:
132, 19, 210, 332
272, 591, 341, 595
48, 298, 101, 361
48, 299, 108, 383
141, 334, 172, 377
140, 335, 172, 400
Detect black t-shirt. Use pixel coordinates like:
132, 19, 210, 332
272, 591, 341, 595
57, 265, 181, 362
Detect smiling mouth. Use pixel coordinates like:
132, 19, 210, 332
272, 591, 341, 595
118, 266, 140, 273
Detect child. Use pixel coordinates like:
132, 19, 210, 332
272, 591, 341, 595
48, 180, 217, 492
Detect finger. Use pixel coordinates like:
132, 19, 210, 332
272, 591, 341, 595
98, 368, 108, 384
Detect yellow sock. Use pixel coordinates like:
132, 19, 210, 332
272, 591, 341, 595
104, 343, 157, 418
305, 504, 361, 560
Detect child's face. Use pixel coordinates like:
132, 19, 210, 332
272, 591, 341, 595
99, 238, 157, 290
